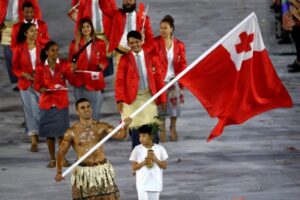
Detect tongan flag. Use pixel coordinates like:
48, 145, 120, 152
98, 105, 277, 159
179, 13, 293, 142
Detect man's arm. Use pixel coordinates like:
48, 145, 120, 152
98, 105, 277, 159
99, 0, 118, 18
55, 129, 73, 182
115, 55, 127, 111
152, 56, 167, 106
111, 117, 132, 140
38, 21, 50, 46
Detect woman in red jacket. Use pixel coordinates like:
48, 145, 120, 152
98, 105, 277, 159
12, 22, 41, 152
69, 17, 108, 121
34, 41, 75, 168
150, 15, 187, 142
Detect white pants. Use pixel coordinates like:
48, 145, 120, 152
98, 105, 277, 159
137, 189, 160, 200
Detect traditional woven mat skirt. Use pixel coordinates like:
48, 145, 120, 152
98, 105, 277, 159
121, 89, 158, 128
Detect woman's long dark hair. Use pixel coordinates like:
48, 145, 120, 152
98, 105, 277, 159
40, 41, 58, 62
16, 23, 35, 44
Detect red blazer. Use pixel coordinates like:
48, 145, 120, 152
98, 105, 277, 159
12, 41, 42, 90
34, 60, 75, 110
0, 0, 42, 24
72, 0, 117, 37
100, 4, 154, 52
68, 38, 108, 91
115, 49, 166, 105
150, 36, 187, 88
11, 19, 49, 49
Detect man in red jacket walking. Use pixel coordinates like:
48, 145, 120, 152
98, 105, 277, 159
11, 1, 49, 49
101, 0, 154, 77
115, 31, 166, 149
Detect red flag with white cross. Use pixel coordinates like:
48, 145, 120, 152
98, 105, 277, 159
179, 13, 293, 142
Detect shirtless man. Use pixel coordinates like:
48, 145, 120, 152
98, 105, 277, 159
55, 97, 131, 200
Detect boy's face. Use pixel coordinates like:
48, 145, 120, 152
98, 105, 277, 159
139, 133, 152, 145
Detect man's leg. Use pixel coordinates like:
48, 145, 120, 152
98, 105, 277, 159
130, 128, 140, 149
3, 45, 18, 84
288, 25, 300, 72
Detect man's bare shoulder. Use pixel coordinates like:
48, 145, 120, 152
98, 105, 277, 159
64, 122, 80, 136
94, 121, 114, 132
95, 121, 113, 127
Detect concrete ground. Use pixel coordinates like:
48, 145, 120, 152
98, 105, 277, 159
0, 0, 299, 200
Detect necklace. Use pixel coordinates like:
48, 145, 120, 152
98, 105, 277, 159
79, 121, 94, 130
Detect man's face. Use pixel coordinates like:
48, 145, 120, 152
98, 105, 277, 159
123, 0, 136, 12
76, 101, 93, 120
128, 37, 142, 53
23, 7, 35, 22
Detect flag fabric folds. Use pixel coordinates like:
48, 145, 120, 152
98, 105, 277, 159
179, 13, 293, 142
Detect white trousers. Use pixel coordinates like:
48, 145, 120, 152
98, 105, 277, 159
137, 189, 160, 200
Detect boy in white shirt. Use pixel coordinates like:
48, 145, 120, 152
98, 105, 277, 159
129, 124, 169, 200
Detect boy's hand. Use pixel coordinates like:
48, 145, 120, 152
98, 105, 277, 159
147, 151, 156, 161
145, 157, 152, 166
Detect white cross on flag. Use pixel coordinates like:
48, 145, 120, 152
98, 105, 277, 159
180, 13, 293, 142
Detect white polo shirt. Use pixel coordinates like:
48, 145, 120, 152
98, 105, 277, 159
129, 143, 169, 192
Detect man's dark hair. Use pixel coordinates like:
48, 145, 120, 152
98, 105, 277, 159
127, 30, 142, 41
22, 2, 34, 10
75, 98, 90, 109
138, 124, 153, 136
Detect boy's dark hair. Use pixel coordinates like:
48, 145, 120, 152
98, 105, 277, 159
138, 124, 153, 136
127, 30, 142, 41
75, 98, 90, 109
22, 2, 34, 10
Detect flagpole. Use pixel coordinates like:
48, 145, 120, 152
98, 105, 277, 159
141, 0, 149, 33
62, 12, 257, 177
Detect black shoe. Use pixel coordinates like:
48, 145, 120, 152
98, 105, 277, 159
12, 86, 19, 91
21, 121, 26, 128
288, 63, 300, 73
278, 37, 293, 44
288, 67, 300, 73
287, 60, 298, 69
270, 4, 281, 13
